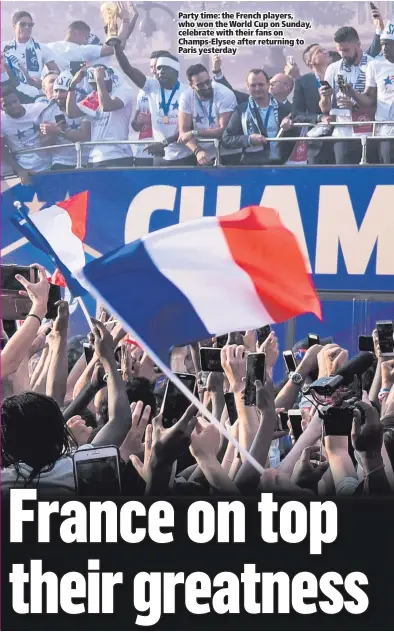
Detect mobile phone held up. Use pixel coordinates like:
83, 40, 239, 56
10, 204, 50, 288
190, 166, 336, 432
83, 343, 94, 365
73, 445, 121, 495
244, 353, 266, 407
1, 265, 61, 321
288, 409, 303, 441
215, 334, 228, 348
70, 61, 86, 76
256, 325, 271, 346
55, 113, 66, 125
283, 350, 297, 373
224, 392, 238, 425
376, 321, 394, 356
308, 333, 320, 348
161, 373, 196, 429
200, 347, 224, 372
358, 335, 375, 353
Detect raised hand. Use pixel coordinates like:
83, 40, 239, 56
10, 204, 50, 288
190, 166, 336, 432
120, 401, 151, 461
15, 263, 50, 318
67, 415, 93, 446
317, 344, 347, 378
257, 331, 279, 377
221, 344, 247, 392
91, 318, 115, 365
190, 418, 220, 460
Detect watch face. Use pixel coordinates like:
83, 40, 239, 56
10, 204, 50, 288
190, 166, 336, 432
292, 373, 303, 385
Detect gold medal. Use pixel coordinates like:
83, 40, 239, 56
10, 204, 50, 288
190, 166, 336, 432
163, 115, 169, 124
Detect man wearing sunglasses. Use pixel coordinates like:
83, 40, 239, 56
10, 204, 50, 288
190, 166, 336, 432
2, 11, 59, 96
178, 63, 239, 166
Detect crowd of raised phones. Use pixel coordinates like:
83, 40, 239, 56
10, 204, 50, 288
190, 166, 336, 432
1, 4, 394, 182
1, 264, 394, 498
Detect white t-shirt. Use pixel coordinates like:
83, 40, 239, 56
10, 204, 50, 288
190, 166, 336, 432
77, 83, 133, 163
366, 57, 394, 136
143, 77, 191, 161
39, 100, 87, 166
134, 89, 153, 158
179, 81, 237, 159
2, 38, 55, 79
46, 40, 103, 72
325, 54, 373, 138
1, 102, 51, 171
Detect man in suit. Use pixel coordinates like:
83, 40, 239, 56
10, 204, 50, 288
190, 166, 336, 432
221, 69, 296, 165
292, 44, 335, 165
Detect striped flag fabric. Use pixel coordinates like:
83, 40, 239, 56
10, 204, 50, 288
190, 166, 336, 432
79, 206, 322, 362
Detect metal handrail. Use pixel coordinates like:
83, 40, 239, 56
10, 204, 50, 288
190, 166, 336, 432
4, 121, 394, 174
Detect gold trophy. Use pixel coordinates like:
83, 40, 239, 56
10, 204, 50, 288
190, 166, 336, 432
100, 1, 121, 46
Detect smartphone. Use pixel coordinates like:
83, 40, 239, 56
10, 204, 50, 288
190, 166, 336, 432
279, 411, 289, 430
244, 353, 266, 406
308, 333, 320, 348
283, 350, 297, 373
256, 325, 271, 346
224, 392, 238, 425
323, 406, 354, 436
1, 265, 39, 321
55, 113, 66, 124
215, 334, 228, 348
162, 373, 197, 429
70, 61, 86, 76
286, 55, 295, 65
358, 335, 375, 353
45, 283, 62, 320
288, 409, 303, 441
320, 80, 331, 89
73, 445, 121, 495
83, 343, 94, 365
376, 321, 394, 356
200, 347, 224, 372
337, 74, 346, 90
1, 264, 38, 291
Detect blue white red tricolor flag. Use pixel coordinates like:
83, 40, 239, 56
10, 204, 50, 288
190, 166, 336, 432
80, 205, 322, 362
11, 191, 89, 296
13, 197, 322, 362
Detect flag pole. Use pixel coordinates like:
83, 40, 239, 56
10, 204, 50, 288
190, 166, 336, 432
76, 296, 94, 332
81, 279, 265, 476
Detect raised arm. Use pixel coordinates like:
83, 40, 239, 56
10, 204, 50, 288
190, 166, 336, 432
46, 301, 69, 407
114, 42, 146, 89
1, 265, 49, 378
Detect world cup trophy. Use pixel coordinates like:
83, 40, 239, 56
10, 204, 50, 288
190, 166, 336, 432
100, 1, 121, 46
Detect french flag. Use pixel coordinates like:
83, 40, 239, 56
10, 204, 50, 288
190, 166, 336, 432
80, 206, 322, 362
12, 191, 89, 296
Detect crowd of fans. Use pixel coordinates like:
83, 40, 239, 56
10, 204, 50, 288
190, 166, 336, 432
1, 264, 394, 498
1, 4, 394, 179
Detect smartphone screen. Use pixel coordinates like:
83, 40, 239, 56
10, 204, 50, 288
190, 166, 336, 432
73, 447, 121, 495
279, 411, 289, 430
256, 325, 271, 346
200, 347, 223, 372
162, 373, 196, 428
70, 61, 85, 75
224, 392, 238, 425
55, 114, 66, 124
376, 321, 394, 356
83, 343, 94, 365
283, 350, 297, 373
244, 353, 266, 406
1, 265, 36, 292
308, 334, 320, 348
358, 335, 375, 353
45, 283, 62, 320
215, 334, 228, 348
320, 80, 331, 88
288, 410, 303, 441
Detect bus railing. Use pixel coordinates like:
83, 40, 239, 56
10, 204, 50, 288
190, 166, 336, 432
2, 120, 393, 177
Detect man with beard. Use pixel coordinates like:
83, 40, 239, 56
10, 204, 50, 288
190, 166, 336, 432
319, 27, 375, 164
39, 70, 91, 171
178, 63, 238, 166
346, 20, 394, 164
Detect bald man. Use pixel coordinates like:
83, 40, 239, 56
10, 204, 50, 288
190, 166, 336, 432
269, 73, 294, 104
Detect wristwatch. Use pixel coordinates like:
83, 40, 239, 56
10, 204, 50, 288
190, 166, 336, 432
161, 139, 169, 148
289, 371, 304, 386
